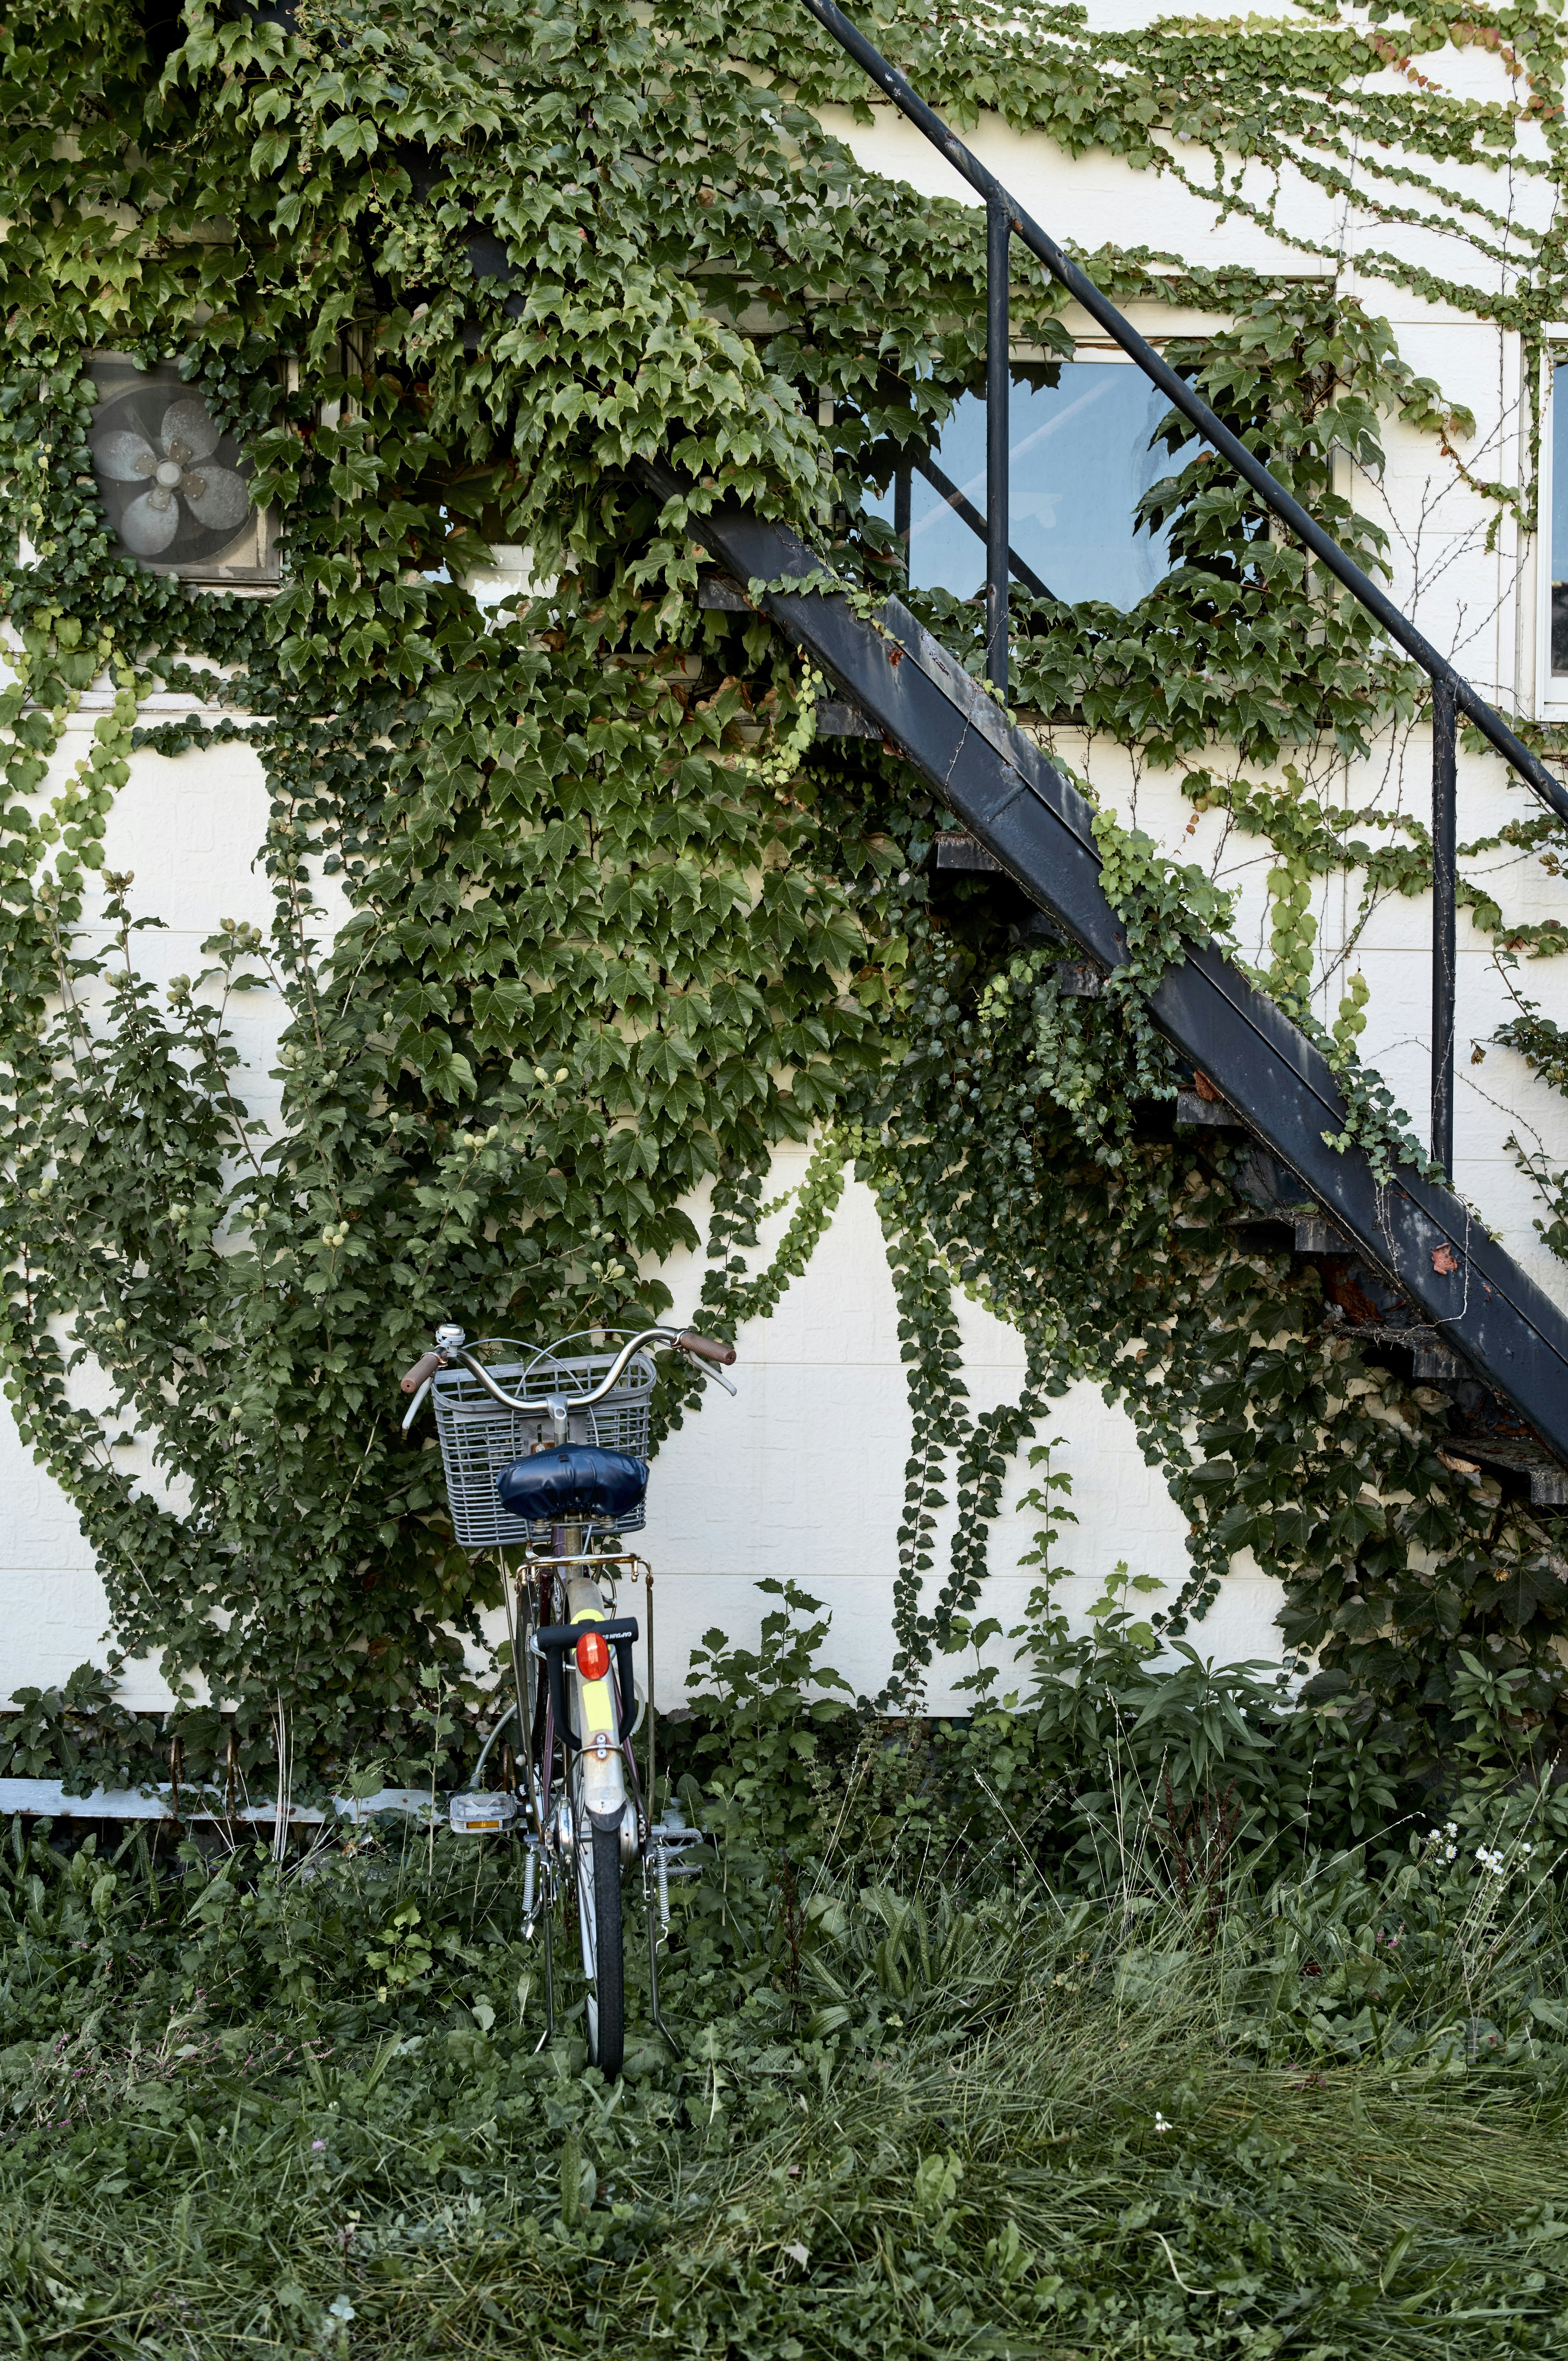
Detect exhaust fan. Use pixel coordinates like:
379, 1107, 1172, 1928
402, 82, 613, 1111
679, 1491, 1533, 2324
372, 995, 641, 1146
87, 355, 278, 585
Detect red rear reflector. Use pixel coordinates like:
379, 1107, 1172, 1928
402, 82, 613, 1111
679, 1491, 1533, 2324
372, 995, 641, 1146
575, 1630, 611, 1681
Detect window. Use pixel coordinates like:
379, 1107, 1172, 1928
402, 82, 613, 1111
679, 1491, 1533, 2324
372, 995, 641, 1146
871, 360, 1186, 611
1549, 353, 1568, 698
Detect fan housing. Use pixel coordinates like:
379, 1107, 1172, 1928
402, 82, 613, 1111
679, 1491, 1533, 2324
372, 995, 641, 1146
87, 356, 278, 585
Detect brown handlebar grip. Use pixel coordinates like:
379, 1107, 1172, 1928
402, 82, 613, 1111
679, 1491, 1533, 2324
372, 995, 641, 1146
676, 1329, 737, 1367
400, 1350, 441, 1394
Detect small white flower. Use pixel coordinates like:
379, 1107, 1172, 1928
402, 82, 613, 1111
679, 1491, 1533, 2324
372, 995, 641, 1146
1475, 1846, 1506, 1875
1444, 1821, 1458, 1838
1443, 1844, 1457, 1862
1153, 2111, 1173, 2134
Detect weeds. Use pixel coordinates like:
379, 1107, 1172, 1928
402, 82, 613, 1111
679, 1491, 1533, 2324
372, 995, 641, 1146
3, 1580, 1568, 2352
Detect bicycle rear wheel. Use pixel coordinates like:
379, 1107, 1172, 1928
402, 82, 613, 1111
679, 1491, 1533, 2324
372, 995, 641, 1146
578, 1813, 625, 2076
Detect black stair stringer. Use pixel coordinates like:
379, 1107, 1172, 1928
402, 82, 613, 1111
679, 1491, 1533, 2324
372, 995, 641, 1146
639, 458, 1568, 1467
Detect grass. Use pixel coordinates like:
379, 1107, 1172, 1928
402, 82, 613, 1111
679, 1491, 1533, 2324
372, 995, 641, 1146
1, 1801, 1567, 2358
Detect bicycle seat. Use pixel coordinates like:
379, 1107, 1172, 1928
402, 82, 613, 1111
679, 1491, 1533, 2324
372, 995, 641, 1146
496, 1442, 648, 1523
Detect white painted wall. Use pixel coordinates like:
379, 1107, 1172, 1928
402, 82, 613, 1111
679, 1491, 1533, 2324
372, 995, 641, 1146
4, 7, 1564, 1718
0, 692, 273, 1713
618, 1145, 1284, 1710
0, 700, 1265, 1714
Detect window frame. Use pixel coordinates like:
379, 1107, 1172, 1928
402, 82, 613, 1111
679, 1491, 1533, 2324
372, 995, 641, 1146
1536, 339, 1568, 721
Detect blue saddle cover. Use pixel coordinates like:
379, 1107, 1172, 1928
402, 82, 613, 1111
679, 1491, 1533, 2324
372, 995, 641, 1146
496, 1442, 648, 1523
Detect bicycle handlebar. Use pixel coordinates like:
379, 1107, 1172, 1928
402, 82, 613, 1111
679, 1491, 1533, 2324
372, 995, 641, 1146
398, 1323, 738, 1429
674, 1329, 737, 1367
453, 1327, 671, 1416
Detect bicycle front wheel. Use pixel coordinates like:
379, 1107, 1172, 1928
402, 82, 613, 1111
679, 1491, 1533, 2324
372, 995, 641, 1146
578, 1814, 625, 2076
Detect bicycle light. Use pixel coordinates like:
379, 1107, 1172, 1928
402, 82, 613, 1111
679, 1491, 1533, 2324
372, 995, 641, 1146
575, 1629, 611, 1681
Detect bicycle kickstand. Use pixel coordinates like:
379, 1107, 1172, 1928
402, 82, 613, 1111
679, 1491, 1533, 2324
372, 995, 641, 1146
644, 1861, 683, 2060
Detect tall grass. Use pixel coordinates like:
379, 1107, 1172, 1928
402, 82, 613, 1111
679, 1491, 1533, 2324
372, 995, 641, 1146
3, 1584, 1567, 2353
1, 1795, 1567, 2359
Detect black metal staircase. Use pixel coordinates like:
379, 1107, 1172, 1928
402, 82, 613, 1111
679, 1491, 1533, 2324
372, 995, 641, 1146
633, 4, 1568, 1486
640, 453, 1568, 1477
799, 0, 1568, 1182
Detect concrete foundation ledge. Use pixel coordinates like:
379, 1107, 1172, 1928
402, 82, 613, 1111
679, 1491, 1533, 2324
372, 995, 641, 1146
0, 1778, 436, 1824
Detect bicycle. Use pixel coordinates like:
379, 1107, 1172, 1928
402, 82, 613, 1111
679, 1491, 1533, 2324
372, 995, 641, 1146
397, 1320, 737, 2074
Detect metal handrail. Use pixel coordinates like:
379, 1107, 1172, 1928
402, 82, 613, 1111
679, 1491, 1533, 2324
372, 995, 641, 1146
801, 0, 1568, 1170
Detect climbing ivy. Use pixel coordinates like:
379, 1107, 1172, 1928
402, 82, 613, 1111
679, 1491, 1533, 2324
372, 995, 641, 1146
853, 911, 1568, 1722
2, 0, 1568, 1795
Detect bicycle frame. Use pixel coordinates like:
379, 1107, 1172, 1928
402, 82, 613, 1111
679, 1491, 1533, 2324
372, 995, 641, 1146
514, 1547, 647, 2067
401, 1319, 734, 2070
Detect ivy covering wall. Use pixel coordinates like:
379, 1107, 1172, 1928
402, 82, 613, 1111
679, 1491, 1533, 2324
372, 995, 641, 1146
4, 0, 1568, 1796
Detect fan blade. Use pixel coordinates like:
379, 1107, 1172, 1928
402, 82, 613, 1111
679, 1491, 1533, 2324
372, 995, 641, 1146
160, 398, 221, 461
91, 430, 157, 483
118, 491, 182, 555
182, 467, 252, 532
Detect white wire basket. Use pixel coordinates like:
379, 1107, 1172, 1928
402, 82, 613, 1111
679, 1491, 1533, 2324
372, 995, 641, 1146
431, 1338, 655, 1554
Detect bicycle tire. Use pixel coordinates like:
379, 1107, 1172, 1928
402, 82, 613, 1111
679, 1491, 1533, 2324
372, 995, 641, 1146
588, 1815, 625, 2077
